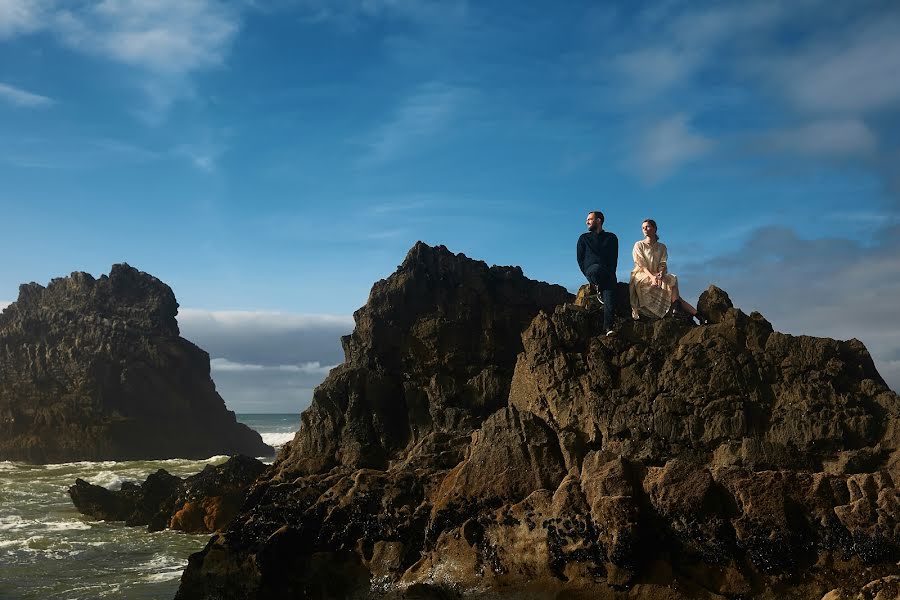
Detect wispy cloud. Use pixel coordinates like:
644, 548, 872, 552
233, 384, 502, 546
0, 136, 161, 169
210, 358, 336, 375
761, 118, 877, 159
52, 0, 239, 75
368, 197, 431, 214
608, 2, 785, 101
632, 114, 713, 184
0, 0, 42, 38
288, 0, 467, 31
775, 18, 900, 115
173, 141, 228, 172
0, 301, 9, 312
360, 82, 471, 166
2, 1, 242, 120
0, 82, 54, 108
599, 2, 900, 191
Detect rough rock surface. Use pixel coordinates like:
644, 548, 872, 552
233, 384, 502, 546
68, 455, 267, 533
0, 264, 271, 462
176, 244, 900, 600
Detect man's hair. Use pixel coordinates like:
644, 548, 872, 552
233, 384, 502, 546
590, 211, 605, 225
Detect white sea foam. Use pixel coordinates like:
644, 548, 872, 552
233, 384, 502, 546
0, 515, 27, 530
86, 470, 131, 490
144, 569, 185, 583
0, 461, 20, 471
156, 455, 229, 466
133, 555, 175, 571
42, 519, 92, 532
42, 460, 119, 470
262, 432, 296, 447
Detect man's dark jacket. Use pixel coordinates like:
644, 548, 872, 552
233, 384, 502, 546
577, 230, 618, 290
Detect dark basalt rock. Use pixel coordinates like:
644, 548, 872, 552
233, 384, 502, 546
176, 244, 900, 600
68, 455, 268, 533
0, 264, 272, 462
278, 241, 574, 477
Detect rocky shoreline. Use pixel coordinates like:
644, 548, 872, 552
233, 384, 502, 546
172, 242, 900, 599
68, 455, 268, 534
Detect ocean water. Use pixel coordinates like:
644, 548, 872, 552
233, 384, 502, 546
0, 414, 297, 600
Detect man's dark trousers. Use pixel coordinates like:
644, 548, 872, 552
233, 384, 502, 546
585, 264, 615, 331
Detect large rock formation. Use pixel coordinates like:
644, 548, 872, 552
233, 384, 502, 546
0, 264, 272, 462
176, 243, 900, 599
68, 455, 268, 533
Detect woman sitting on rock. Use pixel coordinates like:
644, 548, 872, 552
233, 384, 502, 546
629, 219, 703, 323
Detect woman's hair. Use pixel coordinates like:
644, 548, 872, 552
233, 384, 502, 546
643, 219, 659, 241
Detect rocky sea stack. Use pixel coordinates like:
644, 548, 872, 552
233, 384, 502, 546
177, 242, 900, 599
0, 264, 272, 463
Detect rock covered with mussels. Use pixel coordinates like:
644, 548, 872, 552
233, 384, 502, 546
171, 242, 900, 599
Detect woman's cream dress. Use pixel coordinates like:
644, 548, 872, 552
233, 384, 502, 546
629, 240, 677, 319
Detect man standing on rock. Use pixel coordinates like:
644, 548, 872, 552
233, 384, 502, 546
577, 210, 618, 336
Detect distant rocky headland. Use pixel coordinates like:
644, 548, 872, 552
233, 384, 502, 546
175, 242, 900, 600
0, 264, 272, 463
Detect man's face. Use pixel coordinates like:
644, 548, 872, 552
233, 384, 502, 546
586, 213, 601, 232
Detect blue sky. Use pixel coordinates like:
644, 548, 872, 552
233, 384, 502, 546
2, 0, 899, 411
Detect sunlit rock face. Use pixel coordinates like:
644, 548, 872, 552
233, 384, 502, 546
0, 264, 272, 463
176, 243, 900, 600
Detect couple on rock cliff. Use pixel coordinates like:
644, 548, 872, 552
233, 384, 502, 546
577, 210, 703, 336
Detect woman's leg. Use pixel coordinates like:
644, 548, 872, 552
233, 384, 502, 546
671, 279, 698, 316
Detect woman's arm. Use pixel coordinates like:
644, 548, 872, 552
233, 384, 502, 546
633, 243, 661, 284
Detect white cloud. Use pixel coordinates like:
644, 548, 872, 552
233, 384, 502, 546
361, 82, 470, 166
177, 308, 353, 367
179, 309, 353, 331
0, 301, 9, 311
633, 113, 713, 183
0, 82, 54, 108
52, 0, 239, 75
0, 0, 42, 38
211, 358, 336, 375
763, 118, 877, 158
608, 2, 786, 100
778, 19, 900, 115
612, 47, 700, 99
288, 0, 467, 31
0, 1, 242, 119
173, 142, 228, 172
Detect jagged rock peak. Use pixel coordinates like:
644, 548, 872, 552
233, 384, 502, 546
0, 264, 270, 463
397, 241, 524, 277
280, 242, 574, 476
2, 263, 179, 336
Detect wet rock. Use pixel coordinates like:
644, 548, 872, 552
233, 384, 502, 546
175, 242, 900, 599
68, 455, 267, 533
